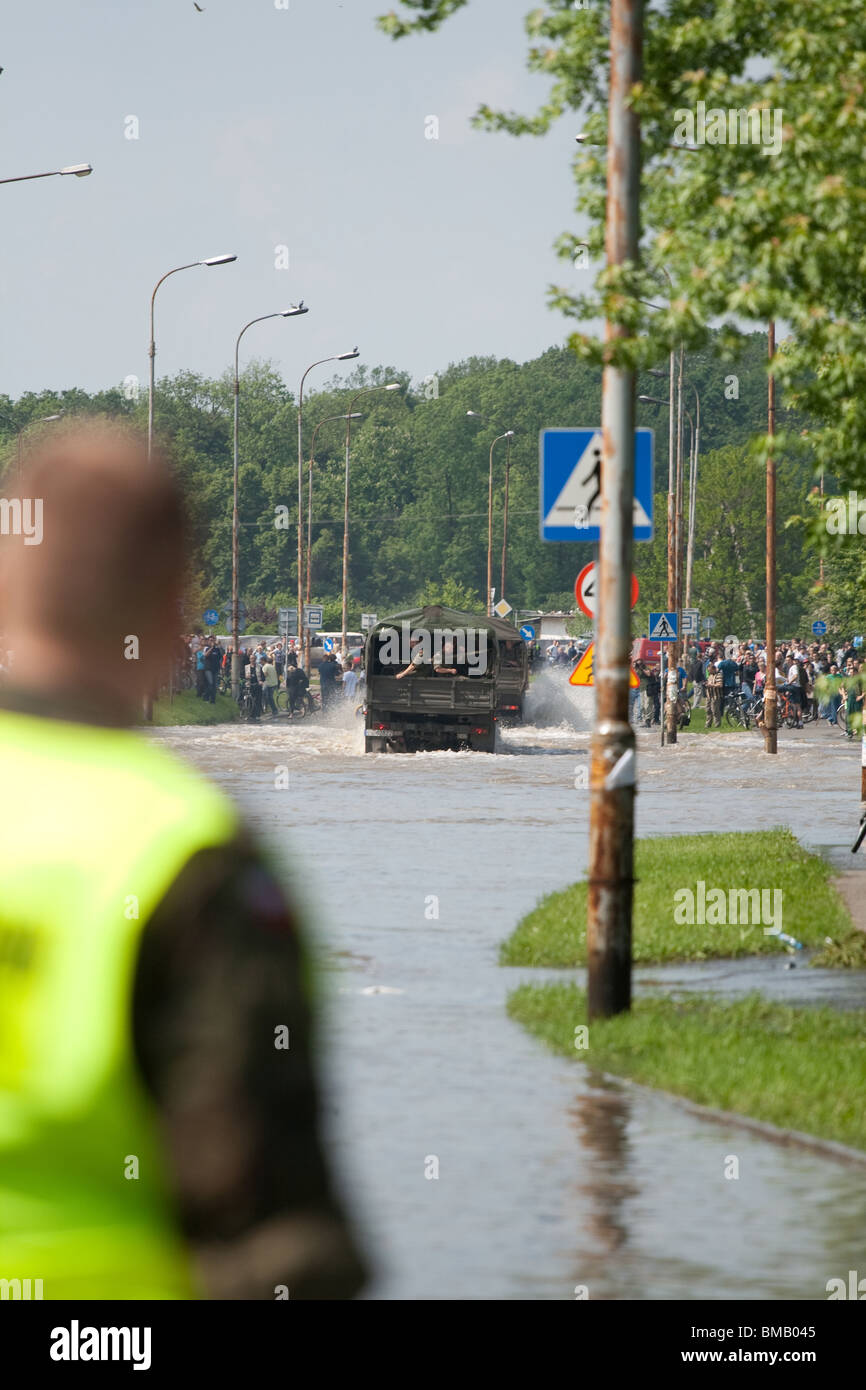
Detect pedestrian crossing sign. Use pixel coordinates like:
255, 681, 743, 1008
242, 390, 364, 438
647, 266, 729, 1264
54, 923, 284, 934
539, 427, 654, 542
569, 642, 639, 687
649, 611, 678, 641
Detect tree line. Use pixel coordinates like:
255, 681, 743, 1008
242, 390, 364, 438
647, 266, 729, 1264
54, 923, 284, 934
0, 329, 852, 639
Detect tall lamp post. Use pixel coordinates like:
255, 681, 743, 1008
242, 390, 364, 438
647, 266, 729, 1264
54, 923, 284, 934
304, 411, 363, 671
297, 349, 359, 662
500, 430, 514, 605
685, 385, 700, 608
231, 304, 309, 699
466, 412, 515, 615
342, 383, 401, 654
148, 253, 237, 459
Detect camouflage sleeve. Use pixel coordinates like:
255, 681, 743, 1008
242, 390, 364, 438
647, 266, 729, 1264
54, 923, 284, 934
131, 839, 367, 1300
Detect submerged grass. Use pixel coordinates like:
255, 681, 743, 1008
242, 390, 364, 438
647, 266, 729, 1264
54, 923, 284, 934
507, 985, 866, 1151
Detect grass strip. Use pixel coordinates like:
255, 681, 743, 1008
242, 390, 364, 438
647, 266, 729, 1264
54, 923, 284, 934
501, 830, 860, 967
142, 691, 239, 726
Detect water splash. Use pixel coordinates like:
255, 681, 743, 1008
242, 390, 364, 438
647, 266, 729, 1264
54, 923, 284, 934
524, 668, 593, 730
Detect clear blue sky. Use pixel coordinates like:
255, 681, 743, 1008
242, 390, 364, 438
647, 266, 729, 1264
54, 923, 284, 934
2, 0, 582, 399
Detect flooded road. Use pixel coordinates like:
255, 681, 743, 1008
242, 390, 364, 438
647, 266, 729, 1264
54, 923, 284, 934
156, 686, 866, 1300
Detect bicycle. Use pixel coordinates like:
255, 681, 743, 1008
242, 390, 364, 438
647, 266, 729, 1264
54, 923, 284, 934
236, 682, 261, 722
722, 690, 752, 729
274, 686, 320, 717
749, 689, 802, 731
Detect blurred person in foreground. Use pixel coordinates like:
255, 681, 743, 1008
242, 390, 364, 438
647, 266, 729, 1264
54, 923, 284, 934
0, 421, 365, 1300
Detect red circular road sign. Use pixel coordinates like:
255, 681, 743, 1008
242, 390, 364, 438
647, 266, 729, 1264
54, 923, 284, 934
575, 563, 639, 619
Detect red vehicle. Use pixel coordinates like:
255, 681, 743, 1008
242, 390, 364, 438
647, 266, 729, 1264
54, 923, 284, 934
632, 635, 711, 670
632, 637, 662, 669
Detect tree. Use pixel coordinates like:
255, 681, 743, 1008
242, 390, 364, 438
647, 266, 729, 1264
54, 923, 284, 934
378, 0, 866, 499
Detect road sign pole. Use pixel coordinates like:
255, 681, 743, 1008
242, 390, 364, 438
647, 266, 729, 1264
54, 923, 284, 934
664, 642, 670, 750
587, 0, 642, 1023
665, 636, 678, 744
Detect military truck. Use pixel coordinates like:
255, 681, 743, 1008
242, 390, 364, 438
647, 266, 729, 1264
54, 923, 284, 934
362, 605, 528, 753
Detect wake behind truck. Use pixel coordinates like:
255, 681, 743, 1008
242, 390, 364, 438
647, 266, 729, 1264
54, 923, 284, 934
363, 605, 528, 753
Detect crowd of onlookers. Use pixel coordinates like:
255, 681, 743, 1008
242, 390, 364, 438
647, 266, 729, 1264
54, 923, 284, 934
630, 637, 864, 733
174, 634, 364, 719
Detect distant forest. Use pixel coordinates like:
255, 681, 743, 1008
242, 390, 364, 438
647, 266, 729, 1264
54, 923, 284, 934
1, 331, 850, 639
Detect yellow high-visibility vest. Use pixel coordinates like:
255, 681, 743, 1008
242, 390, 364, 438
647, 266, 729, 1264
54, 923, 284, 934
0, 710, 238, 1299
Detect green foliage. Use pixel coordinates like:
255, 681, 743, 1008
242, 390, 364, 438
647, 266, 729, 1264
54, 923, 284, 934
378, 0, 866, 495
145, 691, 238, 726
0, 335, 828, 636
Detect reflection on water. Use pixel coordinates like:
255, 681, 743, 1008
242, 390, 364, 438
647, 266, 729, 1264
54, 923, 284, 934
153, 707, 866, 1299
571, 1078, 636, 1264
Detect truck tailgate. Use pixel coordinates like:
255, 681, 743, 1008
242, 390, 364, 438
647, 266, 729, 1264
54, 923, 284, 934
370, 676, 495, 712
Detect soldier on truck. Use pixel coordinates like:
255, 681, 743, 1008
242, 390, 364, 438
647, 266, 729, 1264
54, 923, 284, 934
395, 633, 457, 679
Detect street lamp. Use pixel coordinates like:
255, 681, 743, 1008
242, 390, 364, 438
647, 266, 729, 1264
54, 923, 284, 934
342, 383, 401, 654
0, 162, 92, 185
296, 348, 359, 666
231, 304, 309, 699
467, 412, 515, 615
14, 413, 63, 478
147, 253, 237, 458
304, 412, 362, 671
686, 385, 700, 608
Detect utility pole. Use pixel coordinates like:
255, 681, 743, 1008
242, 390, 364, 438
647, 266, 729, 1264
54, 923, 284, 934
587, 0, 643, 1021
764, 321, 778, 754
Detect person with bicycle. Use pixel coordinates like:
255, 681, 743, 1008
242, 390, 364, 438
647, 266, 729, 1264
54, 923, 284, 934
203, 638, 221, 704
718, 651, 740, 718
242, 651, 263, 721
285, 662, 310, 716
841, 660, 864, 739
825, 662, 843, 725
782, 656, 804, 729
